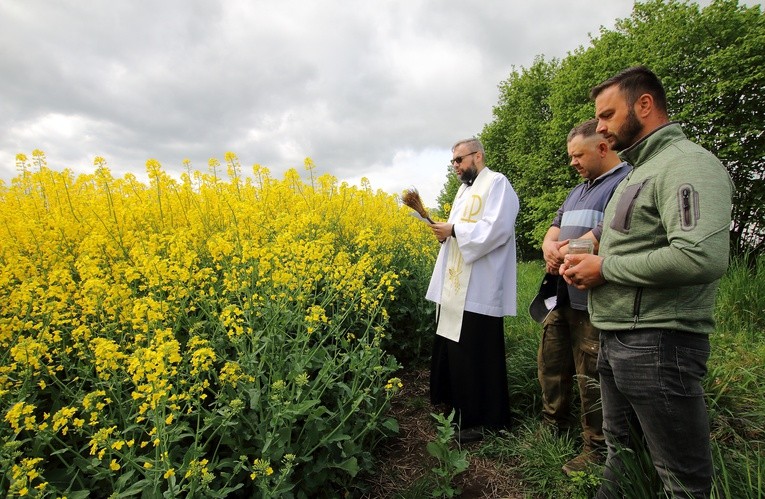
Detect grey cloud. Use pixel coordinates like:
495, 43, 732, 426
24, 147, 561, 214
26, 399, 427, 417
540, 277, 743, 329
1, 0, 640, 191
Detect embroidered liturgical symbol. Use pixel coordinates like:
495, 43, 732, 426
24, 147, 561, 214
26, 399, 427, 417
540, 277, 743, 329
447, 250, 464, 292
460, 195, 483, 223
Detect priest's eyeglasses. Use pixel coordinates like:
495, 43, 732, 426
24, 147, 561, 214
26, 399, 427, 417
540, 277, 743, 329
450, 151, 478, 165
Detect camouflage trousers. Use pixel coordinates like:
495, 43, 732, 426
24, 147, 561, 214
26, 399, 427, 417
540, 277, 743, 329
537, 306, 605, 451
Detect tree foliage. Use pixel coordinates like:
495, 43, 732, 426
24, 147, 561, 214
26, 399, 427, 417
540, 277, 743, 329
477, 0, 764, 258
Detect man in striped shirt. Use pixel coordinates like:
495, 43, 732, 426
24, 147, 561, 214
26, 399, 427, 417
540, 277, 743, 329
536, 118, 630, 475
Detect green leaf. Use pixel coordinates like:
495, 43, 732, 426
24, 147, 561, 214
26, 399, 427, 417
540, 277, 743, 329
140, 487, 163, 499
426, 441, 447, 460
114, 469, 136, 491
332, 456, 359, 477
382, 417, 399, 433
247, 387, 260, 409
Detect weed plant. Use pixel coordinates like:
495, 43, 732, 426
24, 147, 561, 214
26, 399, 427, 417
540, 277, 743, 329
426, 411, 469, 498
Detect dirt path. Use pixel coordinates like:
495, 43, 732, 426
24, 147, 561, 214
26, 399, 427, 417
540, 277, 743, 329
361, 369, 526, 498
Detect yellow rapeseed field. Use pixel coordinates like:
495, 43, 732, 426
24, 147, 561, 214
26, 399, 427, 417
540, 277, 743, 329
0, 150, 437, 497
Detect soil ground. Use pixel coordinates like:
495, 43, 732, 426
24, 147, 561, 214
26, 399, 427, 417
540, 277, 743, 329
360, 369, 526, 498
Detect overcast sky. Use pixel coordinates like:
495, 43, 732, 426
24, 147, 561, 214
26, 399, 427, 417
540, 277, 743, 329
0, 0, 713, 206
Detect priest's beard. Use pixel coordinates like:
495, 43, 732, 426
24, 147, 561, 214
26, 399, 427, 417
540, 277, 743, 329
459, 165, 478, 186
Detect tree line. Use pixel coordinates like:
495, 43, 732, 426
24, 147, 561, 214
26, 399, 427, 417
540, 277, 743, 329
437, 0, 764, 259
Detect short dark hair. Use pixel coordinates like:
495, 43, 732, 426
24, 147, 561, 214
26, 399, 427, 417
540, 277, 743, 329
567, 118, 599, 142
589, 65, 667, 113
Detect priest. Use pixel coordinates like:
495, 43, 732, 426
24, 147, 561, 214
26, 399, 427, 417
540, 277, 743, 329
427, 137, 519, 443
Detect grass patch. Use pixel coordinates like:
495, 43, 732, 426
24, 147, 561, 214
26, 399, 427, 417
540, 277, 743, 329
371, 256, 765, 498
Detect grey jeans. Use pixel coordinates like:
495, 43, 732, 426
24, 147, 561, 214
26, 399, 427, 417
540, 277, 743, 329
595, 328, 713, 499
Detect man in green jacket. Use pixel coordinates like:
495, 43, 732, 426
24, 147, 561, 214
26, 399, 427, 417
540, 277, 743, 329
561, 66, 733, 499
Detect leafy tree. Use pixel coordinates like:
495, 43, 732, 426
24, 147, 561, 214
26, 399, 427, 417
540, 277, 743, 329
480, 57, 565, 260
475, 0, 764, 258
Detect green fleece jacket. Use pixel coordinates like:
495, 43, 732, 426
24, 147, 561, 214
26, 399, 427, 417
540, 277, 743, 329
590, 123, 734, 334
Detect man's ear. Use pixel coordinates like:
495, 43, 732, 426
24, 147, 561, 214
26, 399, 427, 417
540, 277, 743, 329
635, 93, 654, 118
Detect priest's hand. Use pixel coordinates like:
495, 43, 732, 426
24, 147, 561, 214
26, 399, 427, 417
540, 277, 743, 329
430, 222, 454, 244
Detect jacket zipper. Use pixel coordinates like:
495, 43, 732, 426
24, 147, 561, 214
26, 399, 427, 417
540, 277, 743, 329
630, 288, 643, 330
682, 187, 692, 227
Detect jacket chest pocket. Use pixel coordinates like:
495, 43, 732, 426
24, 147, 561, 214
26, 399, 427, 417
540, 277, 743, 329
610, 179, 650, 233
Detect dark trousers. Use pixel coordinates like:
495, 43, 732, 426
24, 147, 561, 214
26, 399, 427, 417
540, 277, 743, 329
595, 329, 713, 499
430, 310, 511, 430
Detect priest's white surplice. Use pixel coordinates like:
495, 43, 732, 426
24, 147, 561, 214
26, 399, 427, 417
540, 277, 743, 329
426, 168, 519, 341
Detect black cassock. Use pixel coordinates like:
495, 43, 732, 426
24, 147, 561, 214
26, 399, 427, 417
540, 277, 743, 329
430, 310, 511, 430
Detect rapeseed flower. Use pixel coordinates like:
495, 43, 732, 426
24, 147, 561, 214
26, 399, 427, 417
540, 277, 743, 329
249, 458, 274, 480
51, 406, 78, 435
385, 377, 404, 393
4, 401, 36, 433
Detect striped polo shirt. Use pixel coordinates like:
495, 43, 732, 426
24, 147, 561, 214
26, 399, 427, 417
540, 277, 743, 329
552, 162, 631, 310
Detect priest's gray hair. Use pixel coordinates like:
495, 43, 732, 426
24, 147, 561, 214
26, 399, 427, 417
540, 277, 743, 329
452, 137, 485, 154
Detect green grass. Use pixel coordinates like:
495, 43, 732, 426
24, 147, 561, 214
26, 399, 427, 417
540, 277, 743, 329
504, 261, 546, 419
477, 421, 591, 497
